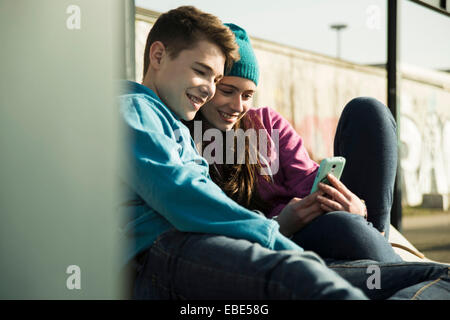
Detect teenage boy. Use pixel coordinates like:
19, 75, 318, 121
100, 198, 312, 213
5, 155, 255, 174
119, 6, 367, 299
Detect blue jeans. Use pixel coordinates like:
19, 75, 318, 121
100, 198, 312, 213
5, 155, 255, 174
327, 259, 450, 300
293, 211, 402, 262
334, 97, 397, 237
293, 97, 400, 262
133, 229, 367, 300
133, 229, 450, 300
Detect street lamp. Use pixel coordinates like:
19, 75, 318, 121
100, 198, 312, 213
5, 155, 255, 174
330, 23, 348, 59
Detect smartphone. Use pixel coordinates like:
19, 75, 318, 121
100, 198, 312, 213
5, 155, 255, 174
309, 156, 346, 194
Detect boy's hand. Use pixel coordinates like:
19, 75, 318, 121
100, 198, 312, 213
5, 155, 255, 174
276, 192, 325, 237
316, 173, 366, 218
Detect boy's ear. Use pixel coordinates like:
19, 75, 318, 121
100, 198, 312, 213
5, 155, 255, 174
149, 41, 166, 70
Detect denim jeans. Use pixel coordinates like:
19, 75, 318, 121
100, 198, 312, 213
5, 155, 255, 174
133, 229, 368, 300
326, 259, 450, 300
293, 211, 402, 263
334, 97, 398, 238
293, 97, 400, 262
133, 229, 450, 300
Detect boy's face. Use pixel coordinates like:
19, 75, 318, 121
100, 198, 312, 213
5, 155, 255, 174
156, 40, 225, 121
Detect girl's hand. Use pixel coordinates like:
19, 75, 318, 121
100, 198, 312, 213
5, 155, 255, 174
276, 192, 325, 237
316, 173, 367, 219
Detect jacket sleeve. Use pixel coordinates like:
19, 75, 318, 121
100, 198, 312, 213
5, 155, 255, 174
120, 97, 303, 252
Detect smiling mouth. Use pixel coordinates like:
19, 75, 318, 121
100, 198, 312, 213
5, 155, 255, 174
218, 111, 239, 122
186, 93, 204, 109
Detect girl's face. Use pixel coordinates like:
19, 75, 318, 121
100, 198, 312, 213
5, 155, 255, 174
200, 76, 256, 131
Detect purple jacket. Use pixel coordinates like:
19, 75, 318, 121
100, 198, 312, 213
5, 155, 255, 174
248, 106, 319, 218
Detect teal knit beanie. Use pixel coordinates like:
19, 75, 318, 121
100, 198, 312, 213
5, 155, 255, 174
224, 23, 259, 86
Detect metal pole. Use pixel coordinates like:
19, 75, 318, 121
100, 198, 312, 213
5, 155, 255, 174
330, 24, 347, 59
387, 0, 402, 231
337, 30, 341, 59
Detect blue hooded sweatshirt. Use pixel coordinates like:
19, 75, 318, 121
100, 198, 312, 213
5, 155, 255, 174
118, 81, 303, 265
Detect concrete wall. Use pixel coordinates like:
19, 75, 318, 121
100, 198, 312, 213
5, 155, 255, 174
134, 8, 450, 208
251, 38, 387, 160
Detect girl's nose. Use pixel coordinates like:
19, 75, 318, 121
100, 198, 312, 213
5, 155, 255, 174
230, 95, 244, 113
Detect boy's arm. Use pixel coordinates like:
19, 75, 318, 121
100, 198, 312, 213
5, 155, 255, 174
120, 98, 302, 252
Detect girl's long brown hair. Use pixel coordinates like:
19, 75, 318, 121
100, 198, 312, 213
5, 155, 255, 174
185, 111, 272, 214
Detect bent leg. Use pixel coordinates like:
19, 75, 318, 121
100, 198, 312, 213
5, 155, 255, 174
293, 211, 402, 262
133, 229, 367, 300
334, 97, 398, 237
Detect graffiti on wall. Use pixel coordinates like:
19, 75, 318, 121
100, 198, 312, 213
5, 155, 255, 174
399, 93, 450, 207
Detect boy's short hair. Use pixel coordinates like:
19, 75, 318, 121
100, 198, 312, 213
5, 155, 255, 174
143, 6, 240, 79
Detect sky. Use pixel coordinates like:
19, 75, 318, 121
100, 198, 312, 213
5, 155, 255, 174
135, 0, 450, 71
